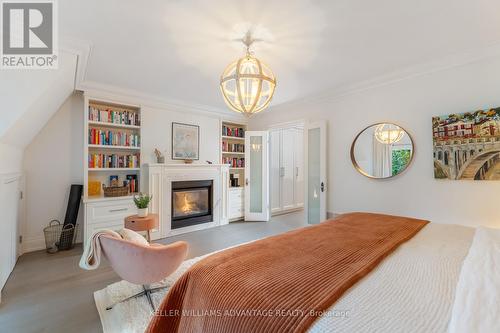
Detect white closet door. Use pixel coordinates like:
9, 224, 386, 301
294, 128, 304, 208
269, 129, 282, 214
281, 128, 295, 210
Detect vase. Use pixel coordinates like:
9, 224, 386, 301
138, 208, 148, 217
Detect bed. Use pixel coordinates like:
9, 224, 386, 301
95, 213, 499, 333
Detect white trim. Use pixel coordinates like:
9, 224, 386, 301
265, 41, 500, 113
22, 235, 45, 253
60, 39, 92, 90
80, 81, 248, 120
267, 119, 305, 130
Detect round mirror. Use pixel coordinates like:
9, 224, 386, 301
350, 123, 414, 179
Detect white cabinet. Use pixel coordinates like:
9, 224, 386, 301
228, 187, 244, 220
270, 126, 304, 215
83, 197, 137, 247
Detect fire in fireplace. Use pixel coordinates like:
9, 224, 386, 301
171, 180, 213, 229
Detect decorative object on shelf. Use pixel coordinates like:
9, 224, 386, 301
206, 160, 213, 164
133, 193, 152, 217
220, 30, 276, 117
88, 181, 101, 196
351, 123, 414, 179
374, 123, 405, 144
109, 175, 119, 187
154, 148, 165, 164
433, 108, 500, 180
172, 122, 199, 161
184, 159, 194, 164
103, 184, 129, 197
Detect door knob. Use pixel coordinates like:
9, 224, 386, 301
246, 178, 249, 186
320, 182, 325, 192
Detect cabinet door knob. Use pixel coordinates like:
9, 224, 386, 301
109, 208, 127, 212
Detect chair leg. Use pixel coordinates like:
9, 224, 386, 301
105, 285, 163, 311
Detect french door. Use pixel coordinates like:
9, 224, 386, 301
244, 131, 270, 221
305, 121, 327, 224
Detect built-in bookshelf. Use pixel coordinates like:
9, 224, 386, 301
221, 121, 247, 188
84, 98, 142, 200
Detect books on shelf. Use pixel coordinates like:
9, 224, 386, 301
222, 142, 244, 153
126, 174, 138, 193
89, 153, 140, 169
222, 156, 245, 168
88, 128, 140, 147
222, 125, 245, 138
89, 105, 140, 126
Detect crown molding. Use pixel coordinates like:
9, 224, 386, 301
79, 80, 247, 122
60, 38, 92, 90
266, 41, 500, 113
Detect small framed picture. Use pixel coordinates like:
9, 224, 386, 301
172, 122, 200, 160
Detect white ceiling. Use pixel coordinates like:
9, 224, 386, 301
60, 0, 500, 110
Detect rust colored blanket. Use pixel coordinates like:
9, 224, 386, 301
147, 212, 429, 333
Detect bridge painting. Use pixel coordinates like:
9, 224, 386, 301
433, 108, 500, 180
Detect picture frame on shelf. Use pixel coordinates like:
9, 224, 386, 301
172, 122, 199, 161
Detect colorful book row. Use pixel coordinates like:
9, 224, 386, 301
222, 157, 245, 168
222, 142, 244, 153
222, 125, 244, 138
88, 128, 140, 147
88, 153, 140, 169
88, 106, 140, 126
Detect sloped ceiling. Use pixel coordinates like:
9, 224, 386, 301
61, 0, 500, 110
0, 51, 78, 149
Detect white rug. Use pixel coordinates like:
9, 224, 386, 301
94, 255, 208, 333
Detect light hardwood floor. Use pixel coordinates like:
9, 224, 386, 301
0, 211, 306, 333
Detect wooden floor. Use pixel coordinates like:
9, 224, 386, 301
0, 211, 306, 333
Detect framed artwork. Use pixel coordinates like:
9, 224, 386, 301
433, 108, 500, 180
172, 122, 200, 160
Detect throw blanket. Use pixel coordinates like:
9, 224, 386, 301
147, 212, 429, 333
448, 226, 500, 333
79, 229, 121, 270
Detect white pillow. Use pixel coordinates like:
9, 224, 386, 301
118, 228, 149, 246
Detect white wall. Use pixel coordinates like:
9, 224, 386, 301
21, 92, 227, 252
0, 144, 23, 174
23, 93, 85, 252
250, 55, 500, 228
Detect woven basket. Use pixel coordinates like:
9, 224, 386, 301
103, 185, 129, 197
43, 220, 79, 253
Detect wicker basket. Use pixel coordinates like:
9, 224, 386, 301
43, 220, 79, 254
103, 185, 129, 197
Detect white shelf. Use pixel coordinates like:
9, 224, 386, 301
222, 135, 244, 141
88, 121, 140, 130
222, 151, 245, 155
230, 167, 244, 170
88, 144, 141, 150
88, 168, 140, 172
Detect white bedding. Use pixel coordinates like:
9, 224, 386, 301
448, 227, 500, 333
95, 223, 475, 333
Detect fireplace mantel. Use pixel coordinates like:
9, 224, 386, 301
145, 163, 230, 239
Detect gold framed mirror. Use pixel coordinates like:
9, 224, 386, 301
350, 123, 414, 179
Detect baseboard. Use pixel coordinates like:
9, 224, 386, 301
22, 235, 46, 253
327, 211, 342, 219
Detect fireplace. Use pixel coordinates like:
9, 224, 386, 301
171, 180, 213, 229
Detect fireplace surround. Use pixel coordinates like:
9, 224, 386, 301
171, 180, 213, 229
147, 163, 230, 239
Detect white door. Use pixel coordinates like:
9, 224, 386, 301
281, 128, 296, 210
245, 131, 270, 221
305, 122, 327, 224
294, 128, 304, 208
269, 129, 282, 214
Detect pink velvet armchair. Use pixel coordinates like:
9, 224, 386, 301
99, 235, 188, 310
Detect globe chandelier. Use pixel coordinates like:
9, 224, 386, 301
220, 31, 276, 117
374, 123, 405, 144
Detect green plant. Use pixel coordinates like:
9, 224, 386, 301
133, 193, 152, 209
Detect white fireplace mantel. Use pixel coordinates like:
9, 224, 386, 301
145, 163, 230, 239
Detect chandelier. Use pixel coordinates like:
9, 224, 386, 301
374, 123, 405, 144
220, 31, 276, 117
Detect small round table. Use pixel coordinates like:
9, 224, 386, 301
124, 214, 159, 242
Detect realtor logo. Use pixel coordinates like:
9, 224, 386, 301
1, 0, 58, 69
